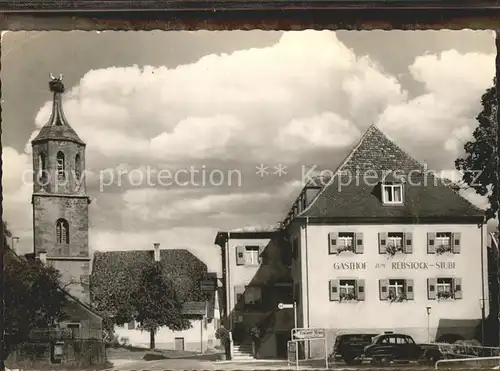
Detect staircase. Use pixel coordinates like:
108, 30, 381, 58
232, 343, 254, 360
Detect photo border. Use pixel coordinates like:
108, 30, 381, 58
0, 1, 499, 30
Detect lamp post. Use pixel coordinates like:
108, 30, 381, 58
479, 299, 485, 345
426, 306, 432, 343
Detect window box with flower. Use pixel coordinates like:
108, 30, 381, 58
385, 244, 404, 257
339, 291, 357, 302
436, 244, 453, 255
388, 291, 407, 303
437, 290, 454, 300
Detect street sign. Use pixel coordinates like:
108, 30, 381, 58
278, 302, 294, 310
200, 279, 216, 292
292, 328, 326, 340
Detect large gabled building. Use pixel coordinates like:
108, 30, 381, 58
216, 124, 488, 359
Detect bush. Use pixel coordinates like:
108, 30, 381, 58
215, 327, 230, 345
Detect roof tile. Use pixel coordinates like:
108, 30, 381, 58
301, 125, 484, 220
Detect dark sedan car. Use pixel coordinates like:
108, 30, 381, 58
362, 333, 442, 366
330, 333, 378, 364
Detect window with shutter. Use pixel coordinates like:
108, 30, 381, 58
355, 233, 364, 254
379, 279, 389, 300
436, 278, 454, 300
404, 232, 413, 254
356, 279, 365, 301
236, 246, 245, 266
427, 278, 437, 300
329, 280, 340, 301
452, 233, 461, 254
453, 278, 462, 299
427, 232, 436, 254
244, 246, 260, 265
379, 233, 388, 254
244, 286, 263, 309
328, 233, 338, 255
405, 279, 414, 300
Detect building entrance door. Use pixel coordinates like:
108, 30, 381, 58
174, 337, 185, 351
276, 331, 291, 359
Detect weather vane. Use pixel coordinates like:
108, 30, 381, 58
49, 73, 65, 93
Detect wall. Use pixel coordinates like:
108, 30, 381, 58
115, 318, 218, 352
9, 340, 106, 368
226, 234, 293, 358
301, 223, 488, 354
33, 195, 90, 303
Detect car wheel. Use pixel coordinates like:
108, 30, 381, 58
427, 352, 442, 366
381, 356, 391, 366
343, 356, 355, 365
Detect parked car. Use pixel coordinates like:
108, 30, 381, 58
330, 333, 378, 365
362, 332, 443, 366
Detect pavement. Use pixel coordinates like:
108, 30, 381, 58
105, 358, 500, 371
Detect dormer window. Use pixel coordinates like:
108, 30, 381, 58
382, 182, 403, 204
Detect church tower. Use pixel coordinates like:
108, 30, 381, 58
31, 75, 91, 304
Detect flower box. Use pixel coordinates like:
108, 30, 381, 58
436, 244, 452, 255
336, 245, 354, 254
388, 292, 406, 303
339, 292, 357, 302
385, 244, 404, 256
437, 291, 454, 300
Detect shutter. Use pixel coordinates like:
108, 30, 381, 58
329, 233, 338, 254
259, 246, 268, 265
427, 233, 436, 254
379, 279, 389, 300
329, 280, 340, 301
404, 232, 413, 254
452, 233, 461, 254
236, 245, 245, 265
427, 278, 437, 300
405, 279, 414, 300
355, 233, 364, 254
234, 286, 245, 310
379, 232, 387, 254
356, 279, 365, 301
453, 278, 462, 299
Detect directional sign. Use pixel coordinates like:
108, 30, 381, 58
278, 302, 294, 310
292, 328, 326, 340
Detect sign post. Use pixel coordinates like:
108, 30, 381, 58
290, 328, 328, 369
278, 302, 297, 329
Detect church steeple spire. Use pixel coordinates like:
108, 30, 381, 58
31, 74, 85, 146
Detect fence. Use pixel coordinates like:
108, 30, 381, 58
9, 339, 107, 369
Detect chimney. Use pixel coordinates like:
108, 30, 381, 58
153, 243, 160, 262
39, 252, 47, 264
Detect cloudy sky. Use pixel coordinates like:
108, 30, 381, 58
2, 30, 498, 273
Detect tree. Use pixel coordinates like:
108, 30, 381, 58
1, 222, 67, 369
455, 80, 498, 221
132, 263, 191, 349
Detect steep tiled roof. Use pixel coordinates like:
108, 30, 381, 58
300, 125, 484, 221
91, 249, 216, 319
32, 78, 85, 146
